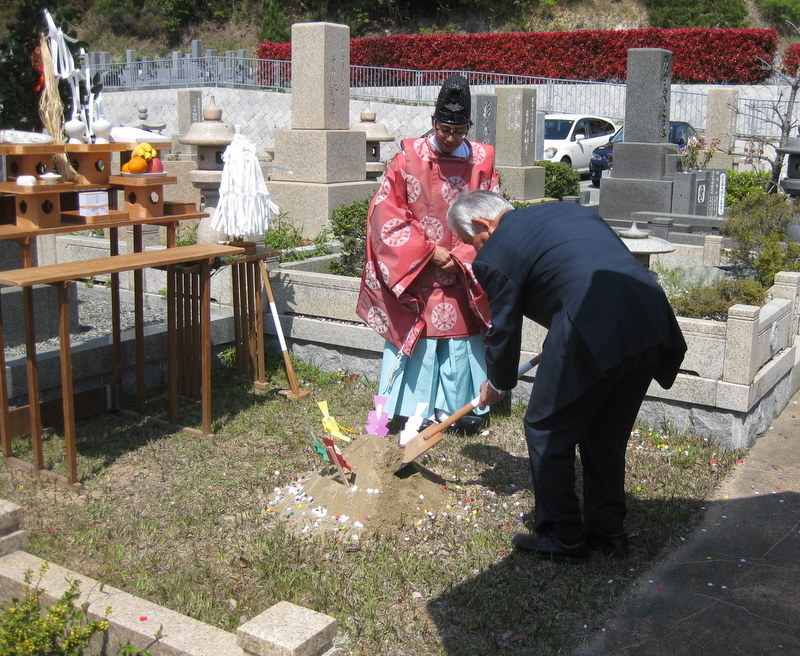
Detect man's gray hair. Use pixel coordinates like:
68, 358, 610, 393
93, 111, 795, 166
447, 190, 514, 239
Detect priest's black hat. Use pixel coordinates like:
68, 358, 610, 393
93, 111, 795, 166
434, 75, 471, 125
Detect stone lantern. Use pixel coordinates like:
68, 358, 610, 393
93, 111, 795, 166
179, 96, 236, 243
350, 104, 394, 179
618, 222, 675, 270
777, 135, 800, 198
125, 106, 166, 132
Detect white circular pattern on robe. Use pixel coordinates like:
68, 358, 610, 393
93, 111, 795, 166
378, 261, 390, 285
381, 218, 411, 247
420, 216, 444, 243
436, 267, 458, 286
479, 179, 497, 191
374, 177, 392, 204
392, 282, 406, 296
366, 306, 390, 334
363, 262, 380, 290
431, 302, 458, 331
441, 176, 468, 205
470, 143, 487, 165
413, 137, 432, 161
403, 171, 422, 202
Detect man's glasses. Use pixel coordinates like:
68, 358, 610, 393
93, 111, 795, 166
435, 125, 469, 139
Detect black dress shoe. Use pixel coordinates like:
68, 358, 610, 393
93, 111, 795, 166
386, 416, 406, 435
511, 533, 590, 563
585, 532, 630, 558
448, 414, 487, 436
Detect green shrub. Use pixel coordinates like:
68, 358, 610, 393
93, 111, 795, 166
263, 214, 332, 263
644, 0, 748, 28
329, 196, 371, 277
725, 169, 772, 206
670, 279, 767, 320
755, 0, 800, 35
720, 189, 800, 287
533, 160, 581, 200
0, 565, 109, 655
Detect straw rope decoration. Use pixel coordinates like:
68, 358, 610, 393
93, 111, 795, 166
38, 32, 77, 180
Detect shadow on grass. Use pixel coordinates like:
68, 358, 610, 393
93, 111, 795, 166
10, 346, 296, 481
459, 442, 532, 495
427, 490, 799, 656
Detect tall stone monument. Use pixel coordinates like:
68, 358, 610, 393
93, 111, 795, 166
598, 48, 677, 222
267, 22, 377, 236
705, 87, 738, 171
494, 87, 545, 202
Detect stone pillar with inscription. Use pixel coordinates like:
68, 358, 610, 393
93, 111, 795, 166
266, 22, 378, 236
470, 93, 497, 148
598, 48, 678, 223
494, 86, 545, 203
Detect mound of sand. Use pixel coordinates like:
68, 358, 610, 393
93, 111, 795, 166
268, 434, 457, 537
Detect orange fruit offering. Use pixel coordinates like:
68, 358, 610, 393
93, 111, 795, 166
121, 161, 131, 173
127, 156, 148, 173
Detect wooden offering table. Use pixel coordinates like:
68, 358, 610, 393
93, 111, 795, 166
0, 141, 273, 487
0, 244, 246, 486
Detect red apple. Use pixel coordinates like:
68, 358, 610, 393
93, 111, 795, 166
147, 157, 164, 173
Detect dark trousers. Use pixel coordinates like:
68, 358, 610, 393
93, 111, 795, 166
523, 347, 662, 542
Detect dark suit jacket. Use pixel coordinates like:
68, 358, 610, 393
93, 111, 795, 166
473, 202, 686, 420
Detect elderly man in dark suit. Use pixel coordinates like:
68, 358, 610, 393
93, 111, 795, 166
447, 190, 687, 563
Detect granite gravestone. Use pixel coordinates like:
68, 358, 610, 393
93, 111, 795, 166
267, 22, 377, 236
494, 86, 545, 202
599, 48, 677, 224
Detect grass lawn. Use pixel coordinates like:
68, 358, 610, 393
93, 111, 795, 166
0, 351, 741, 655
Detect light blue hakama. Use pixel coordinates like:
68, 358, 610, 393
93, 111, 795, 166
378, 336, 488, 420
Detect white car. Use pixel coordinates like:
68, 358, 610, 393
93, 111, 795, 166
543, 114, 620, 173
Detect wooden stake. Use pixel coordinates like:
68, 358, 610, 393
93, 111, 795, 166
258, 260, 308, 399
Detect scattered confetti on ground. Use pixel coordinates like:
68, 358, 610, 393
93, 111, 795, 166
266, 434, 457, 537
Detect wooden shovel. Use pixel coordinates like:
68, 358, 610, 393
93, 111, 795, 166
395, 354, 541, 474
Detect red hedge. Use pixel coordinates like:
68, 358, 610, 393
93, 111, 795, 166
785, 43, 800, 77
257, 28, 780, 85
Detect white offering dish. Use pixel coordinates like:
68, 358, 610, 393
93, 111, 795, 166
39, 172, 63, 184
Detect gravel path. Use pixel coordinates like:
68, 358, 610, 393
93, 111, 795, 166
3, 286, 168, 359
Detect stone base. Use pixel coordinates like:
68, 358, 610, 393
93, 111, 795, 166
612, 142, 677, 180
598, 177, 674, 222
270, 130, 367, 183
638, 370, 797, 451
266, 179, 378, 237
672, 170, 709, 215
496, 165, 545, 202
163, 159, 202, 207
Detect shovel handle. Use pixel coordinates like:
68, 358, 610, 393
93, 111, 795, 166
413, 353, 542, 443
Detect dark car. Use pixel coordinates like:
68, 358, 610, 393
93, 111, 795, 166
588, 121, 699, 186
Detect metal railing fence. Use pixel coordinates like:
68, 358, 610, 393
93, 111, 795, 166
92, 55, 798, 140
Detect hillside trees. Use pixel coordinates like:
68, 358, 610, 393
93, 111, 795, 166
644, 0, 748, 28
756, 0, 800, 35
0, 0, 84, 131
7, 0, 793, 52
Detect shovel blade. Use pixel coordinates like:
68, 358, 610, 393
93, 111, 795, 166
396, 430, 444, 473
394, 354, 542, 475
